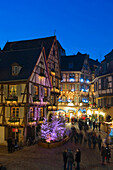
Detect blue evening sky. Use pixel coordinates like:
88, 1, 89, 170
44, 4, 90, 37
0, 0, 113, 61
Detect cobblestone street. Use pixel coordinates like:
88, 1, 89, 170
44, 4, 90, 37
0, 126, 113, 170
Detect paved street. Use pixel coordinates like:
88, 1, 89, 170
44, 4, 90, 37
0, 126, 113, 170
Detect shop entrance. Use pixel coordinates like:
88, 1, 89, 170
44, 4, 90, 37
5, 127, 19, 142
27, 126, 35, 140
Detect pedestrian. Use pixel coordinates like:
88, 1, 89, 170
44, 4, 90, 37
93, 121, 95, 131
106, 145, 111, 163
84, 134, 87, 146
88, 133, 92, 148
101, 144, 106, 165
97, 135, 102, 151
63, 149, 67, 170
79, 131, 83, 144
92, 133, 97, 149
7, 137, 12, 153
98, 122, 101, 131
95, 121, 97, 130
75, 148, 81, 170
66, 148, 74, 170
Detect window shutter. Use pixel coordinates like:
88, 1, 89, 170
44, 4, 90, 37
17, 85, 21, 96
39, 86, 41, 100
3, 85, 8, 97
31, 85, 35, 97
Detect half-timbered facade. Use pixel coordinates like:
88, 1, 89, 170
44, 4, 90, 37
93, 50, 113, 121
3, 36, 61, 115
58, 52, 92, 119
0, 47, 51, 145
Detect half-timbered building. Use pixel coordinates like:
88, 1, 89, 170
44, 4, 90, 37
93, 49, 113, 121
0, 47, 51, 145
3, 36, 61, 116
58, 52, 92, 119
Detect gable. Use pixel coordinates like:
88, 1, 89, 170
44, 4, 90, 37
29, 48, 51, 88
82, 58, 91, 74
47, 38, 61, 79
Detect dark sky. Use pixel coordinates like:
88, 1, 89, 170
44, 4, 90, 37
0, 0, 113, 61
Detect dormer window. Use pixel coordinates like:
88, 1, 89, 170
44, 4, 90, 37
12, 63, 22, 76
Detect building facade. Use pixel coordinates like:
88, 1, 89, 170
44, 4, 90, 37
3, 36, 61, 115
58, 52, 92, 119
0, 47, 51, 145
93, 50, 113, 122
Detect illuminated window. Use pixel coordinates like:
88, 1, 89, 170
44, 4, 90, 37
9, 85, 17, 96
29, 107, 34, 118
11, 107, 19, 118
40, 107, 44, 118
44, 88, 47, 97
35, 86, 38, 95
63, 84, 65, 90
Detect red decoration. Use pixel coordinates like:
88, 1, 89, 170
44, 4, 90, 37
12, 128, 18, 132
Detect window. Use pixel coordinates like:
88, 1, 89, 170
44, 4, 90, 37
40, 107, 44, 118
11, 107, 19, 118
35, 86, 38, 95
44, 88, 47, 97
9, 85, 17, 96
29, 107, 34, 118
12, 64, 22, 76
66, 84, 69, 90
68, 63, 73, 69
63, 84, 65, 90
69, 73, 75, 82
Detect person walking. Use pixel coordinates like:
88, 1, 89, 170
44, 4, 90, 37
98, 122, 101, 131
93, 121, 95, 131
63, 149, 67, 170
75, 148, 81, 170
7, 137, 13, 153
97, 135, 102, 151
101, 144, 106, 165
88, 133, 92, 148
92, 133, 97, 149
66, 148, 74, 170
79, 131, 83, 145
106, 145, 111, 163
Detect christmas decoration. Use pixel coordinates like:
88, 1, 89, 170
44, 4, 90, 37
40, 115, 66, 142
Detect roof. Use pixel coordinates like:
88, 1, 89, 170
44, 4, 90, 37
89, 58, 100, 71
104, 49, 113, 59
61, 52, 88, 71
57, 40, 65, 53
0, 48, 42, 82
3, 36, 56, 59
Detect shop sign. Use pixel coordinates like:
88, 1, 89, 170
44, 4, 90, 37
12, 128, 18, 132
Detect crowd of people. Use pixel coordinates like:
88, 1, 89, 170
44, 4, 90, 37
63, 148, 81, 170
62, 119, 112, 170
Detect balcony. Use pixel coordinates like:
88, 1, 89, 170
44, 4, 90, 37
7, 117, 20, 126
5, 96, 18, 102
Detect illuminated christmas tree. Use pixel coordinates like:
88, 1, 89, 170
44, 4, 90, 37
40, 118, 50, 140
40, 115, 66, 142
